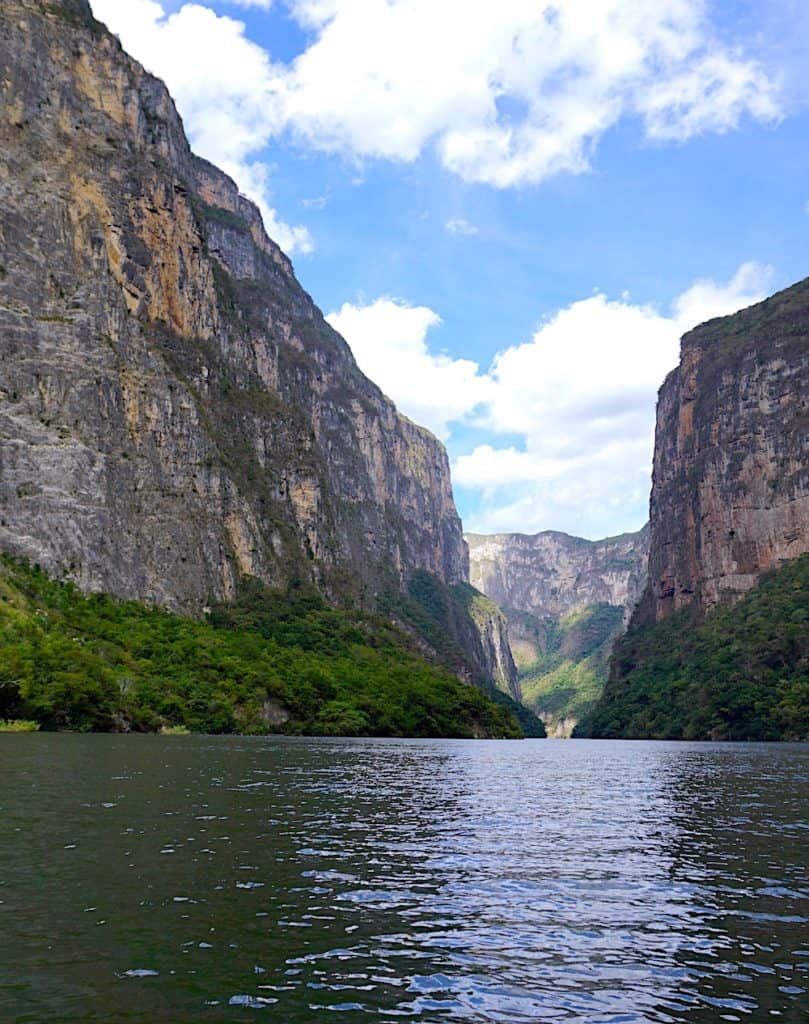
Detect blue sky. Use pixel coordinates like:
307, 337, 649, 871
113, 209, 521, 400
90, 0, 809, 539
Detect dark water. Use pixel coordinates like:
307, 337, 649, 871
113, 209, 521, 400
1, 737, 807, 1023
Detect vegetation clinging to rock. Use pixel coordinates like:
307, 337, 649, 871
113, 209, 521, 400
0, 559, 523, 739
578, 554, 809, 741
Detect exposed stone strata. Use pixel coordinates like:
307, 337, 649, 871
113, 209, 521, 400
461, 590, 520, 700
639, 278, 809, 624
0, 0, 479, 649
477, 609, 520, 700
466, 528, 649, 734
467, 528, 649, 629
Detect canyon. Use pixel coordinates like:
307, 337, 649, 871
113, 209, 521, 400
467, 528, 649, 735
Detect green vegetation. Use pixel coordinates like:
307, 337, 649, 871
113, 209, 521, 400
0, 558, 523, 739
455, 586, 502, 630
194, 199, 252, 237
0, 720, 40, 733
578, 554, 809, 741
382, 572, 545, 737
516, 604, 624, 734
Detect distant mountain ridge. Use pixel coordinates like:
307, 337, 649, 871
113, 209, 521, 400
467, 528, 649, 734
467, 528, 649, 623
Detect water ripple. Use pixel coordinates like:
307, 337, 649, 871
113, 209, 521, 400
1, 736, 807, 1022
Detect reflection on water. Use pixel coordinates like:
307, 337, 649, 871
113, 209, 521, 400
0, 736, 806, 1022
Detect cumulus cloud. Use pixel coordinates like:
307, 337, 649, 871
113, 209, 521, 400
89, 0, 312, 254
93, 0, 779, 196
330, 263, 773, 538
325, 299, 493, 440
457, 261, 773, 536
274, 0, 781, 187
672, 261, 775, 332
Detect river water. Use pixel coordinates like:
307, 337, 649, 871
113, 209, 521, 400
1, 736, 807, 1022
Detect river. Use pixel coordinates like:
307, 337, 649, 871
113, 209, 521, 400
1, 736, 807, 1022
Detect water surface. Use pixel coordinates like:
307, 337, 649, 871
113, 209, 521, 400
1, 736, 807, 1022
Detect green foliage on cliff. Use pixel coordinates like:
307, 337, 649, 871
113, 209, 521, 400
380, 571, 545, 737
578, 555, 809, 741
0, 559, 523, 739
517, 604, 624, 733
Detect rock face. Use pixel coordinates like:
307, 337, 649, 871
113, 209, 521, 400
474, 603, 520, 700
467, 529, 649, 733
467, 529, 649, 628
637, 278, 809, 625
579, 278, 809, 739
0, 0, 513, 687
0, 0, 462, 608
455, 583, 520, 700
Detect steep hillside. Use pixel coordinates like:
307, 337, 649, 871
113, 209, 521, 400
0, 0, 461, 606
0, 0, 521, 707
583, 278, 809, 739
467, 529, 648, 734
581, 554, 808, 741
381, 572, 524, 707
0, 557, 523, 738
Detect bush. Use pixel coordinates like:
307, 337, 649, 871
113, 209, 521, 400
579, 554, 809, 740
0, 558, 523, 739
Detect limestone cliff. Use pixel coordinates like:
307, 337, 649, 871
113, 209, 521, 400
0, 0, 513, 689
450, 582, 520, 701
467, 528, 649, 733
636, 278, 809, 624
581, 277, 809, 740
468, 529, 649, 627
472, 599, 520, 700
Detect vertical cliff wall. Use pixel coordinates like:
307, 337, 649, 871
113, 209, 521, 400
639, 278, 809, 624
581, 278, 809, 740
0, 0, 470, 621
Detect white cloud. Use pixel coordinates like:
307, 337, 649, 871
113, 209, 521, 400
220, 0, 273, 8
329, 263, 772, 537
93, 0, 780, 195
325, 299, 493, 440
218, 160, 313, 255
639, 52, 781, 141
445, 218, 479, 236
457, 261, 773, 536
273, 0, 780, 187
672, 261, 774, 333
89, 0, 312, 254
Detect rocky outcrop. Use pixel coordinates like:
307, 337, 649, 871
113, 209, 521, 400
466, 528, 649, 733
389, 572, 521, 702
457, 586, 520, 700
476, 605, 519, 699
638, 277, 809, 624
0, 0, 469, 621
